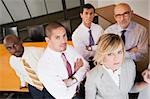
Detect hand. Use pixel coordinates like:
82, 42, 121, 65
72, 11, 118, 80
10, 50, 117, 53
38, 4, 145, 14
74, 58, 83, 72
127, 47, 138, 53
63, 78, 77, 87
142, 69, 150, 84
20, 85, 27, 89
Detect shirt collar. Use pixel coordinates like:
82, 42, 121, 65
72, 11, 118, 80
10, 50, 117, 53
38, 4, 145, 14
21, 47, 27, 60
117, 21, 134, 32
81, 22, 93, 32
102, 64, 121, 75
45, 46, 67, 56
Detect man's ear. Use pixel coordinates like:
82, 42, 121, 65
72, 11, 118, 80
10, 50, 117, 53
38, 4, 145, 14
18, 37, 23, 44
80, 13, 83, 18
113, 14, 116, 21
130, 10, 133, 17
45, 37, 49, 43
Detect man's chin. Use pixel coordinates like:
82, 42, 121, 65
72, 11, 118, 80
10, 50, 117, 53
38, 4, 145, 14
14, 52, 23, 57
120, 23, 129, 29
15, 54, 22, 57
60, 47, 66, 52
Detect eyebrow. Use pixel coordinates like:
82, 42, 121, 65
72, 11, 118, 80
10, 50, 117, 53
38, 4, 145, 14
115, 11, 130, 16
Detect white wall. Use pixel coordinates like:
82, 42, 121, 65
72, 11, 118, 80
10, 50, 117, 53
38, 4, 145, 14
85, 0, 150, 21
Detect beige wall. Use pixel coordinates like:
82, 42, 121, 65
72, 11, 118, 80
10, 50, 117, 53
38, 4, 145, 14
85, 0, 149, 21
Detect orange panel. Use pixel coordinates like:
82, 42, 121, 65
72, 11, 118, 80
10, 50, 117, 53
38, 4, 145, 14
0, 41, 72, 92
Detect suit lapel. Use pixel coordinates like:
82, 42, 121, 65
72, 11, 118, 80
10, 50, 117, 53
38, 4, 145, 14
119, 63, 128, 92
99, 66, 121, 93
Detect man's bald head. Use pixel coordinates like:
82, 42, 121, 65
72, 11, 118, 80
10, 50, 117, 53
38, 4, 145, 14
113, 3, 133, 29
114, 3, 132, 14
3, 35, 19, 45
3, 35, 24, 57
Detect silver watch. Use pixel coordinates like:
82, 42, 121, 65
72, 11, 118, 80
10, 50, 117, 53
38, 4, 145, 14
88, 46, 92, 51
71, 77, 77, 84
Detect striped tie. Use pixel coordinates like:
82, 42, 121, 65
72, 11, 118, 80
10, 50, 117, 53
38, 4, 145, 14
22, 59, 43, 91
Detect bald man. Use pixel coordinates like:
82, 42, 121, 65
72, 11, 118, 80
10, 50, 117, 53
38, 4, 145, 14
3, 35, 51, 98
105, 3, 148, 72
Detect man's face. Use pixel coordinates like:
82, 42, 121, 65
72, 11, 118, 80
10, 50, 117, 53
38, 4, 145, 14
4, 38, 24, 57
46, 27, 67, 52
80, 8, 95, 27
114, 5, 132, 29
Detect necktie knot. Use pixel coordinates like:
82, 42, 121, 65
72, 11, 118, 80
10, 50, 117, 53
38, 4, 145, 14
61, 53, 72, 77
121, 30, 126, 34
121, 30, 126, 45
89, 30, 95, 46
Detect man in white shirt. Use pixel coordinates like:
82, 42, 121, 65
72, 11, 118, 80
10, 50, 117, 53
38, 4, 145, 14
104, 3, 148, 72
37, 22, 89, 99
3, 35, 49, 98
72, 3, 103, 68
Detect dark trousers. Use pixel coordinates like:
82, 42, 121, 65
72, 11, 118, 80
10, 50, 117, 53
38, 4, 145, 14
28, 84, 55, 99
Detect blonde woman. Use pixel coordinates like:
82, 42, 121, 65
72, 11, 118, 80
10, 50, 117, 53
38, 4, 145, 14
85, 34, 150, 99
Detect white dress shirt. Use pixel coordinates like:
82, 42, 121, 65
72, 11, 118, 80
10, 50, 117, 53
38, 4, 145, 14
72, 22, 103, 61
103, 65, 121, 87
37, 45, 89, 99
9, 47, 45, 87
105, 21, 148, 71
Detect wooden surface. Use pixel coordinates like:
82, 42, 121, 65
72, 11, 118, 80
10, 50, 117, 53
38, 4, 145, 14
0, 41, 72, 92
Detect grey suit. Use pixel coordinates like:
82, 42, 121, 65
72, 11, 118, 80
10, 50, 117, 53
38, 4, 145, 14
138, 85, 150, 99
85, 58, 136, 99
138, 64, 150, 99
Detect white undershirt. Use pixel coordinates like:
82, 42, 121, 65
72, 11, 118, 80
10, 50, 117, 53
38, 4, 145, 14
103, 65, 121, 87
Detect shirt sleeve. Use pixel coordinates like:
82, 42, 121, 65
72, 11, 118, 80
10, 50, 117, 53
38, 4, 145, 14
72, 33, 95, 60
67, 46, 90, 82
127, 28, 148, 61
91, 45, 98, 51
9, 57, 26, 86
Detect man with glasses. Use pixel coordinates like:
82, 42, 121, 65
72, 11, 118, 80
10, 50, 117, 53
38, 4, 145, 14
104, 3, 148, 73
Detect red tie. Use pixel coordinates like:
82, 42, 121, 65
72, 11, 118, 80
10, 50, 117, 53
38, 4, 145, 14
61, 53, 72, 77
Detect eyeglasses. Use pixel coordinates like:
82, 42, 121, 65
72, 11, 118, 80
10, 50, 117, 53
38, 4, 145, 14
114, 11, 130, 18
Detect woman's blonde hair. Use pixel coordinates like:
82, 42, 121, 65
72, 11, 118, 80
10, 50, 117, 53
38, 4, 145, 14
94, 34, 125, 65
